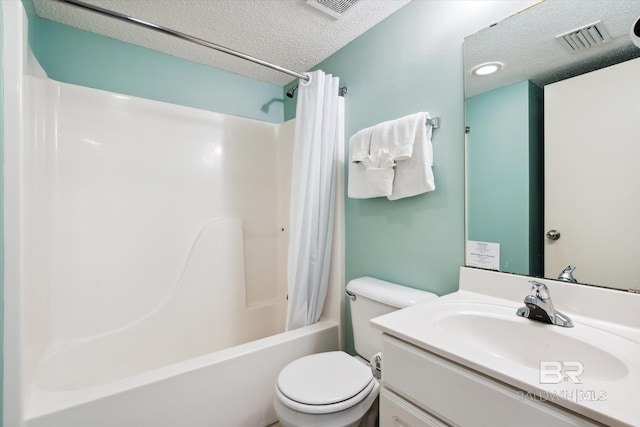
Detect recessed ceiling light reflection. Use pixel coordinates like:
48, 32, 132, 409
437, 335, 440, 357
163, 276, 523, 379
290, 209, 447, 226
471, 62, 503, 76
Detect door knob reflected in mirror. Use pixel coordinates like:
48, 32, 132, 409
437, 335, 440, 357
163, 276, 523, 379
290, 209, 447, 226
546, 229, 561, 240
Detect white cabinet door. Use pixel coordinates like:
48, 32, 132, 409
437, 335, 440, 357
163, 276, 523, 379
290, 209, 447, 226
544, 57, 640, 290
382, 335, 603, 427
380, 388, 448, 427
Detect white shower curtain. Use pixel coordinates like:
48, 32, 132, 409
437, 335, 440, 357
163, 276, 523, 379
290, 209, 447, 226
286, 70, 342, 330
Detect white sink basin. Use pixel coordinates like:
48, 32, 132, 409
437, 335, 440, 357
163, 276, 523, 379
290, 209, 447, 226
435, 303, 630, 381
370, 269, 640, 426
371, 291, 640, 425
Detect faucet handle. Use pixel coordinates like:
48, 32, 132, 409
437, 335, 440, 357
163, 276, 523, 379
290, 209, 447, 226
558, 265, 578, 283
528, 280, 551, 300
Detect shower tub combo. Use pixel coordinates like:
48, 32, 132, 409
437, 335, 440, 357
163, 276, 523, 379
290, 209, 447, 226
19, 75, 340, 427
4, 7, 342, 424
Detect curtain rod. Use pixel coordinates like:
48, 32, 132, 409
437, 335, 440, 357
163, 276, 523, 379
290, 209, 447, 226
57, 0, 310, 82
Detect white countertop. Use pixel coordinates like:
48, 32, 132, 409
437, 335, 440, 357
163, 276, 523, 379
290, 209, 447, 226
371, 267, 640, 427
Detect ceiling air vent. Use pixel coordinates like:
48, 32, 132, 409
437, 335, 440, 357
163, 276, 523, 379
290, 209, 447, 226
556, 21, 612, 52
306, 0, 361, 19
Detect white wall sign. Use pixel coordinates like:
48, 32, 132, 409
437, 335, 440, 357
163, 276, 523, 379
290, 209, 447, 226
466, 241, 500, 270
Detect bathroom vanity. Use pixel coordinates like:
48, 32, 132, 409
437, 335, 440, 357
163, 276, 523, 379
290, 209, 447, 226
372, 267, 640, 427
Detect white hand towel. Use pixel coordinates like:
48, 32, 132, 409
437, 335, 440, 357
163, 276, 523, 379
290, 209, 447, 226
364, 168, 394, 197
370, 113, 423, 161
349, 128, 372, 163
348, 149, 395, 198
388, 113, 435, 200
363, 149, 395, 197
348, 161, 370, 198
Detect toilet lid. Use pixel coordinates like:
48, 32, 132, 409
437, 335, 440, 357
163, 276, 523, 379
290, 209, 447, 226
277, 351, 373, 405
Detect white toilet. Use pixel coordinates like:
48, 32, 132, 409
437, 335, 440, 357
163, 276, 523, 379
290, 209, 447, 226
274, 276, 437, 427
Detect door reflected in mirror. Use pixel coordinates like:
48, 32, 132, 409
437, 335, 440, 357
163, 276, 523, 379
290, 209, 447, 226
464, 0, 640, 291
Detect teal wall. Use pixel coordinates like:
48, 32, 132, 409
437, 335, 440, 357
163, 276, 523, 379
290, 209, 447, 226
29, 6, 284, 123
284, 1, 495, 353
466, 81, 543, 276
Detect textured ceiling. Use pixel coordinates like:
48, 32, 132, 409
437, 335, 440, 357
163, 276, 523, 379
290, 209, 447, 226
465, 0, 640, 97
33, 0, 411, 86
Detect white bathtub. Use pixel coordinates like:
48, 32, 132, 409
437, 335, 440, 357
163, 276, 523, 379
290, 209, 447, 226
23, 216, 340, 426
25, 320, 339, 426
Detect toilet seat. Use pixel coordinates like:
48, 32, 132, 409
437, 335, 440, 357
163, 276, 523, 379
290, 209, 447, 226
276, 351, 375, 415
276, 379, 375, 415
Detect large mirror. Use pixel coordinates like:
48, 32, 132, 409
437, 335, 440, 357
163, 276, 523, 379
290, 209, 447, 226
464, 0, 640, 291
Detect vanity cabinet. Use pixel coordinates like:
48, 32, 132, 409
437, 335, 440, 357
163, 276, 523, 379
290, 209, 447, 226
380, 387, 448, 427
380, 334, 603, 427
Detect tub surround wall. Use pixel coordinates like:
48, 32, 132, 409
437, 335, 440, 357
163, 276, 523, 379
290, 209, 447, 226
3, 3, 32, 426
18, 74, 302, 421
26, 76, 291, 344
13, 76, 344, 424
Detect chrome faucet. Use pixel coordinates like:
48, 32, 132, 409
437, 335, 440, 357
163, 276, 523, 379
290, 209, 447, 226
516, 281, 573, 327
558, 265, 577, 283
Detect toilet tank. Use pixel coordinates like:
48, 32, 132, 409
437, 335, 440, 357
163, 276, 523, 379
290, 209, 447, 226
347, 277, 437, 360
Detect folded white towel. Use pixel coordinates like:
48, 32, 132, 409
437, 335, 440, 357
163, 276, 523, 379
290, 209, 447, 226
349, 128, 372, 163
348, 162, 391, 198
349, 149, 395, 198
362, 149, 395, 169
365, 168, 394, 197
348, 112, 434, 199
363, 149, 395, 197
370, 113, 423, 161
388, 113, 435, 200
347, 161, 368, 198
